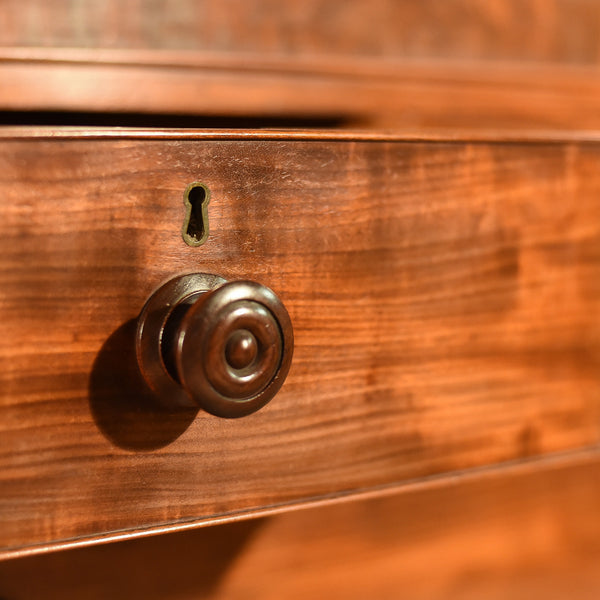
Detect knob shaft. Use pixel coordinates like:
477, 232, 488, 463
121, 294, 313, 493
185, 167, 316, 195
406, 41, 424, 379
136, 274, 293, 418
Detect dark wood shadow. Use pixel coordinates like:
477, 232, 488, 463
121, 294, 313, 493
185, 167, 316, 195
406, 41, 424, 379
0, 518, 266, 600
88, 318, 197, 451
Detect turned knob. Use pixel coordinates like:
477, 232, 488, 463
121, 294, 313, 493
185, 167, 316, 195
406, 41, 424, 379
136, 273, 293, 418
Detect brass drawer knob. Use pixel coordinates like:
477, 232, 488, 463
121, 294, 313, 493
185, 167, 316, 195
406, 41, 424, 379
136, 273, 293, 418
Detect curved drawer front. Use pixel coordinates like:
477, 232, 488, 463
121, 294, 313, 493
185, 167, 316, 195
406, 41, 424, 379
1, 132, 599, 556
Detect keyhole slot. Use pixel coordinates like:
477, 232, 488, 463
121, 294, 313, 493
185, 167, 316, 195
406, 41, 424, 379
182, 182, 210, 247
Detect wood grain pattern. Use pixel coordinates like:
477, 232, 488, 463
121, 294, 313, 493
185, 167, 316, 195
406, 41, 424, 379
2, 0, 600, 66
1, 132, 600, 556
2, 51, 600, 131
2, 451, 600, 599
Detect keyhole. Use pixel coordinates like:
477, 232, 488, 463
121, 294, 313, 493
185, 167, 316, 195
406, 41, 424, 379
182, 182, 210, 247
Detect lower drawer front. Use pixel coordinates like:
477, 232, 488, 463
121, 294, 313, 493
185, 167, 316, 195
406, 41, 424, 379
1, 134, 599, 555
2, 453, 600, 599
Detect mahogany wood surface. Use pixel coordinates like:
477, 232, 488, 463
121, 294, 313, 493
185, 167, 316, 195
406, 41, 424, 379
2, 0, 600, 65
1, 131, 600, 557
3, 50, 600, 131
3, 0, 600, 130
2, 451, 600, 599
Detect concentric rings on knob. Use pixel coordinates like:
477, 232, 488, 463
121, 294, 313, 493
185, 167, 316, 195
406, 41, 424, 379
135, 274, 293, 418
204, 300, 281, 398
175, 280, 292, 418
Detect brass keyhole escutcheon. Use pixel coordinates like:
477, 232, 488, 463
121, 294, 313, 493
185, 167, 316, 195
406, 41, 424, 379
182, 182, 210, 247
136, 273, 294, 418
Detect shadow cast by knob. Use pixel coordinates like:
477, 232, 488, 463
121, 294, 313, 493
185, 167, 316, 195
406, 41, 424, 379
89, 318, 198, 451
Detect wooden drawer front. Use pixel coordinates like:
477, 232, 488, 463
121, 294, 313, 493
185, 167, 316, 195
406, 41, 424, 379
1, 132, 599, 556
3, 453, 600, 599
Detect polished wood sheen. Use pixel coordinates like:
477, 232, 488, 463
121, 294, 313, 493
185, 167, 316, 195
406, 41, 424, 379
2, 50, 600, 131
1, 130, 600, 557
3, 0, 600, 131
1, 452, 600, 599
